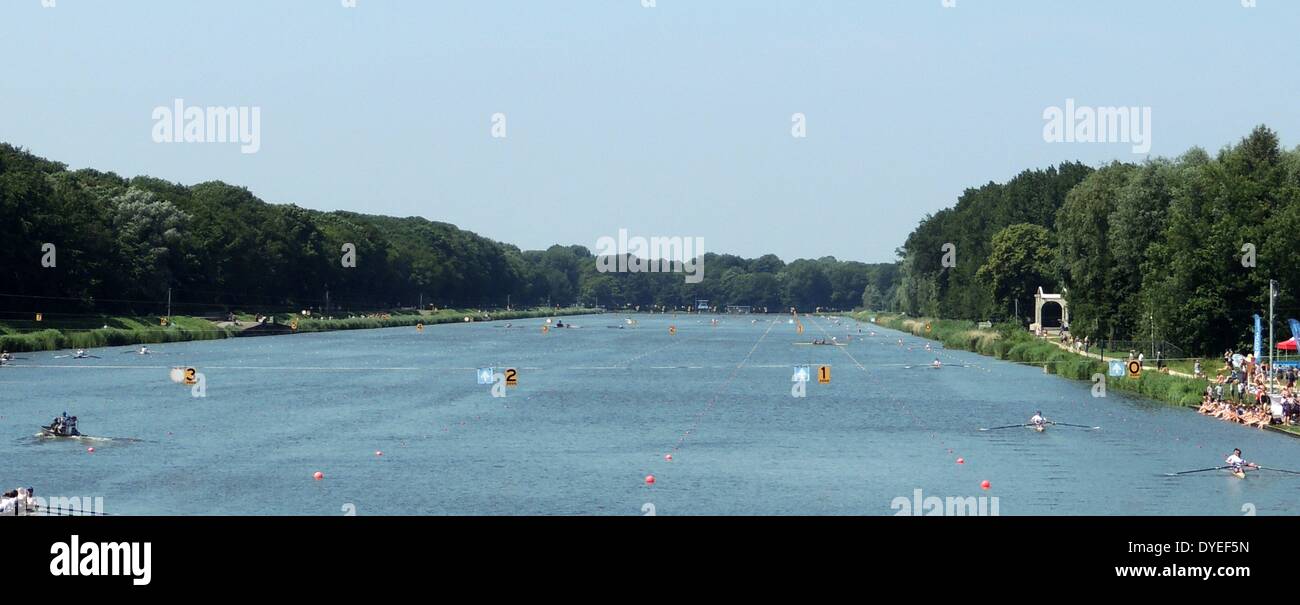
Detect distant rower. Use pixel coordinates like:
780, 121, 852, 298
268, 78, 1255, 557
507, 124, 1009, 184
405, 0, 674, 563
1225, 448, 1258, 478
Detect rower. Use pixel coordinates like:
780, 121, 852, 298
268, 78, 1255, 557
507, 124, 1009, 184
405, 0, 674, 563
932, 358, 942, 369
139, 345, 150, 355
1225, 448, 1258, 475
50, 412, 72, 436
74, 349, 87, 359
1029, 410, 1047, 427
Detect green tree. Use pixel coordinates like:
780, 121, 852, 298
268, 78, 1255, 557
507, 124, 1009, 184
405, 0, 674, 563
975, 223, 1057, 318
860, 283, 882, 311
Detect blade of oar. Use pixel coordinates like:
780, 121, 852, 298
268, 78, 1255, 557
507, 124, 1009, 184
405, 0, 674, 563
1257, 466, 1300, 475
1164, 466, 1229, 476
978, 424, 1029, 431
1050, 422, 1101, 430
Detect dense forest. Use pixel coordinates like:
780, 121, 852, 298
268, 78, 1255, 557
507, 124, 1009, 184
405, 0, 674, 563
0, 144, 899, 319
13, 126, 1295, 354
892, 126, 1300, 355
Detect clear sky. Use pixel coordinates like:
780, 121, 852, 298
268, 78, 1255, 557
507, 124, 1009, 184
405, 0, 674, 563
2, 0, 1296, 263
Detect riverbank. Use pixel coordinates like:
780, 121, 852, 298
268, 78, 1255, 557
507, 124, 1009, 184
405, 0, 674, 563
855, 312, 1207, 404
854, 312, 1300, 438
0, 307, 599, 353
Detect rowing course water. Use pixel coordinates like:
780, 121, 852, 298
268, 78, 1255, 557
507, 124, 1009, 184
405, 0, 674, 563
2, 314, 1296, 515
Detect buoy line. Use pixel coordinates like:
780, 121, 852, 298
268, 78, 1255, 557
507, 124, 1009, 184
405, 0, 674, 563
654, 316, 779, 481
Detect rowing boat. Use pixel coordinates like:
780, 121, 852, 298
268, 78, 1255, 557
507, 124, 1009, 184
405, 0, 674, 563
38, 425, 82, 439
1231, 469, 1246, 479
1033, 423, 1046, 433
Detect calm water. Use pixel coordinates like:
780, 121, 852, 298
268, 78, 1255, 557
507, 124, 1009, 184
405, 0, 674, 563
3, 314, 1296, 515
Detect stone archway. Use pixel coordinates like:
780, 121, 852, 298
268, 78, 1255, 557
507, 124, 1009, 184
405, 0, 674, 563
1030, 286, 1069, 334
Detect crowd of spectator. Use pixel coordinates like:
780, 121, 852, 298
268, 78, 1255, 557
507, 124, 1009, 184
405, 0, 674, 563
1199, 350, 1300, 428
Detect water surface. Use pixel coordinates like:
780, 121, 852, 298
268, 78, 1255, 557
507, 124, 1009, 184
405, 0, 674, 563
2, 314, 1293, 515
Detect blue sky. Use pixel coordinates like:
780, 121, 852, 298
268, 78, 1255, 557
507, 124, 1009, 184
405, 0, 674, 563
1, 0, 1296, 262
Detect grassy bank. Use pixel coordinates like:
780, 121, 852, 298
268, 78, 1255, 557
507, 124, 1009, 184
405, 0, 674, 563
0, 316, 231, 353
0, 307, 600, 352
855, 312, 1209, 407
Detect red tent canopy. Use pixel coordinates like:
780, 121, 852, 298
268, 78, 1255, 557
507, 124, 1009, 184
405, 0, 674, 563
1278, 338, 1297, 351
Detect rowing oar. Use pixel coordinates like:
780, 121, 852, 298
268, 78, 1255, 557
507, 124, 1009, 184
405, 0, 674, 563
1164, 466, 1230, 476
1256, 466, 1300, 475
1049, 422, 1101, 430
978, 424, 1030, 431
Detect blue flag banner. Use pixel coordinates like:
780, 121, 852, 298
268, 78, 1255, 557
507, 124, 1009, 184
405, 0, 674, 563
1289, 319, 1300, 350
1254, 315, 1262, 360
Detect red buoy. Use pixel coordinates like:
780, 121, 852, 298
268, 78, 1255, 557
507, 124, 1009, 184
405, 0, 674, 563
665, 454, 673, 462
86, 447, 95, 453
645, 475, 655, 485
957, 457, 964, 464
980, 480, 991, 490
313, 471, 324, 480
375, 451, 383, 457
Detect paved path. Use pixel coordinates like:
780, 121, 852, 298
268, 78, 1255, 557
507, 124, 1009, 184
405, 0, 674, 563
1045, 337, 1197, 378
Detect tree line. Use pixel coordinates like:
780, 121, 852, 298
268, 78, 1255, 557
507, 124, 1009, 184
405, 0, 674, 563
891, 126, 1300, 355
0, 143, 898, 318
